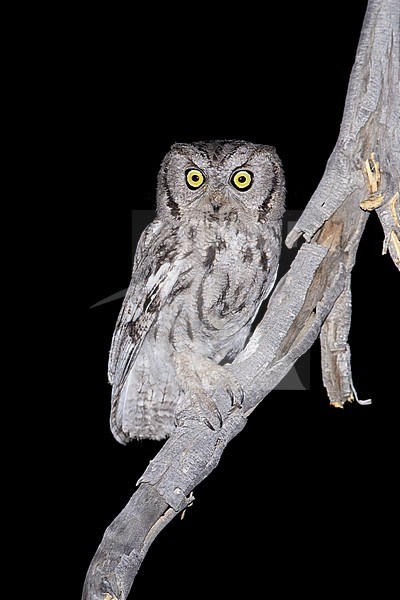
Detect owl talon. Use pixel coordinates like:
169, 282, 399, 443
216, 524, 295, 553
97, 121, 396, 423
204, 417, 216, 431
226, 383, 245, 408
202, 403, 223, 430
239, 387, 245, 404
227, 387, 235, 406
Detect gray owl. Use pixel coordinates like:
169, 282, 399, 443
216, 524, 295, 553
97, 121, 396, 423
108, 140, 285, 444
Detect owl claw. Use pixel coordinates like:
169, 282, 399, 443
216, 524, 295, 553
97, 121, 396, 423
204, 417, 216, 431
203, 418, 215, 431
239, 387, 245, 404
227, 384, 245, 408
227, 386, 235, 406
203, 405, 223, 430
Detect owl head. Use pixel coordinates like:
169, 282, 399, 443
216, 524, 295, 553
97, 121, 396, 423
156, 140, 285, 224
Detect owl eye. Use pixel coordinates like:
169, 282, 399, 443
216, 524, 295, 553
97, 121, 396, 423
185, 168, 205, 190
231, 170, 253, 191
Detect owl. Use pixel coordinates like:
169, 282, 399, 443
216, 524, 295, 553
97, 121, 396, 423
108, 140, 285, 443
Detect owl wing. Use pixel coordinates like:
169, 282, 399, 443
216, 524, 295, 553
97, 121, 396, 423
108, 218, 179, 400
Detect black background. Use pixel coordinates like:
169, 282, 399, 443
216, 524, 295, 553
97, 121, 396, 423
62, 2, 397, 597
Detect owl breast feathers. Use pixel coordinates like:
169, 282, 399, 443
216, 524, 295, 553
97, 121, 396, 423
108, 140, 285, 443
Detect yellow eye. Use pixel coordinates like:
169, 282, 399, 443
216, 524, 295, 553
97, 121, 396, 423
231, 170, 253, 191
186, 168, 205, 189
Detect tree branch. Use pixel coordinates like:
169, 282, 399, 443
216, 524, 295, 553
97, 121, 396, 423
82, 1, 399, 598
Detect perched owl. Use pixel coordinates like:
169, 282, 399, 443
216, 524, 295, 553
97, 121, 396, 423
108, 140, 285, 444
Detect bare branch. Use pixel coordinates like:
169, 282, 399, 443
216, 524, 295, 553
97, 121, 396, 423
82, 1, 399, 598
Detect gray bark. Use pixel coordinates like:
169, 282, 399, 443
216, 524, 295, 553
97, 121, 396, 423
82, 1, 399, 598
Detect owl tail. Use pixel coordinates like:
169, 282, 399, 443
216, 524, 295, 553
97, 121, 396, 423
110, 357, 178, 443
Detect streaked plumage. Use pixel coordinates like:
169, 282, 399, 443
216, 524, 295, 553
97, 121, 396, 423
108, 140, 285, 443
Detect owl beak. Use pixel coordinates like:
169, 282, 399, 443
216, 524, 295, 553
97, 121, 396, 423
211, 200, 221, 213
209, 192, 226, 214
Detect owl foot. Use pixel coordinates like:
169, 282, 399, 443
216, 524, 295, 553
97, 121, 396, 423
174, 353, 244, 430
